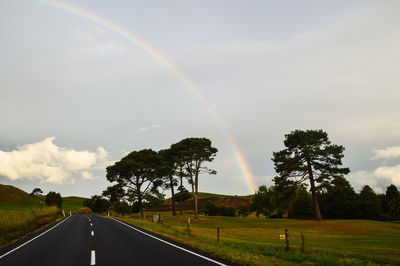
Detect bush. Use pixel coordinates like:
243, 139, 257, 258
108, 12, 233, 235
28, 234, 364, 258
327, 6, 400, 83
111, 201, 131, 215
84, 195, 109, 213
204, 201, 220, 216
78, 207, 93, 214
173, 188, 192, 202
45, 191, 62, 208
238, 207, 251, 217
204, 201, 236, 217
288, 189, 313, 219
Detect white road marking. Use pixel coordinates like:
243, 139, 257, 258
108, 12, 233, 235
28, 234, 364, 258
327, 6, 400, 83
0, 216, 71, 259
91, 231, 94, 236
90, 223, 93, 226
91, 250, 95, 265
110, 217, 227, 266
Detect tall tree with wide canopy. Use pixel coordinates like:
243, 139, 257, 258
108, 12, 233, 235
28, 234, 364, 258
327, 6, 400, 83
171, 137, 218, 218
158, 149, 178, 216
106, 149, 161, 217
272, 129, 350, 221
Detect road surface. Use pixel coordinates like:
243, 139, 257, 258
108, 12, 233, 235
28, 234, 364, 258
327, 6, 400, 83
0, 214, 230, 266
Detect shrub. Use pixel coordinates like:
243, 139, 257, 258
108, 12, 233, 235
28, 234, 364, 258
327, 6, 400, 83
111, 201, 131, 214
238, 207, 251, 217
204, 201, 220, 216
84, 195, 109, 213
288, 189, 313, 219
45, 191, 62, 208
173, 188, 192, 202
77, 207, 93, 214
204, 201, 236, 216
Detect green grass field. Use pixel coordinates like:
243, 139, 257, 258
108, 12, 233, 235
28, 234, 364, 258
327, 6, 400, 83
113, 212, 400, 265
62, 196, 87, 213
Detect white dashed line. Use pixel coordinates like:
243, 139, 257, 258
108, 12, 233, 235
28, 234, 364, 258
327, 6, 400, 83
91, 231, 94, 236
90, 250, 96, 265
90, 223, 93, 226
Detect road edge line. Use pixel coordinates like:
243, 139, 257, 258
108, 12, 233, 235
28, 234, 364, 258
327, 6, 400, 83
109, 217, 228, 266
0, 216, 71, 259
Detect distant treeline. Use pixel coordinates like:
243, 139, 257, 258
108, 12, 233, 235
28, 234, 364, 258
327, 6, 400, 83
251, 181, 400, 221
81, 129, 400, 221
253, 129, 400, 221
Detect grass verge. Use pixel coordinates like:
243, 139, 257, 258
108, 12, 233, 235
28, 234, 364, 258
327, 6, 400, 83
111, 212, 399, 265
0, 206, 62, 249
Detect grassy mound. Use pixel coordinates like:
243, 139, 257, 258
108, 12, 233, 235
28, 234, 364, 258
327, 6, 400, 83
0, 184, 43, 210
62, 196, 88, 213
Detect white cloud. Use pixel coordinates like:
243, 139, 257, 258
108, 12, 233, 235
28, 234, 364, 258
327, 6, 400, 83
373, 146, 400, 159
0, 137, 108, 184
81, 171, 94, 180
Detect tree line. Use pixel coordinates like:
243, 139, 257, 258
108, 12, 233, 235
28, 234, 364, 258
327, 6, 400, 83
83, 129, 398, 222
86, 137, 218, 218
252, 129, 400, 221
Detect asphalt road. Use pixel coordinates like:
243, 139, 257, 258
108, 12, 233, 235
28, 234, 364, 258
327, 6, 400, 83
0, 214, 230, 266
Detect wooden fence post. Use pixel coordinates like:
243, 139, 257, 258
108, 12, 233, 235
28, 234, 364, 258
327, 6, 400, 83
301, 233, 305, 252
187, 218, 191, 235
285, 229, 289, 251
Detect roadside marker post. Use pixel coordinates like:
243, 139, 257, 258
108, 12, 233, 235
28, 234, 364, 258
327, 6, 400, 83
62, 210, 65, 217
285, 229, 289, 251
187, 218, 191, 235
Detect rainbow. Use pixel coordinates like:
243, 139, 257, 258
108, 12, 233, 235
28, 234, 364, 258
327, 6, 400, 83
29, 0, 257, 194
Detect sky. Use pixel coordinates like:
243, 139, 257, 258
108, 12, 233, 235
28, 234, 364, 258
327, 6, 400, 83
0, 0, 399, 197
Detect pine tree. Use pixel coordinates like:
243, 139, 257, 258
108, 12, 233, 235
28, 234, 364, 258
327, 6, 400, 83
272, 129, 350, 220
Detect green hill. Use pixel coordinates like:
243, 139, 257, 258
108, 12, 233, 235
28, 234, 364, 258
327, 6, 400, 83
0, 184, 43, 210
0, 184, 88, 211
62, 196, 88, 212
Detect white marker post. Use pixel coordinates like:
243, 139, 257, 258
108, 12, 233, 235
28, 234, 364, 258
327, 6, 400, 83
62, 210, 65, 217
90, 250, 95, 265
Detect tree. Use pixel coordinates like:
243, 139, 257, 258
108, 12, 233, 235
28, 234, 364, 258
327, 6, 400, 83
384, 185, 400, 220
288, 189, 314, 219
106, 149, 162, 217
84, 195, 110, 213
45, 191, 62, 208
170, 143, 189, 215
272, 129, 350, 221
319, 176, 358, 219
251, 185, 275, 218
102, 184, 125, 203
359, 185, 381, 220
173, 186, 191, 203
171, 138, 218, 218
158, 149, 178, 216
30, 188, 43, 198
